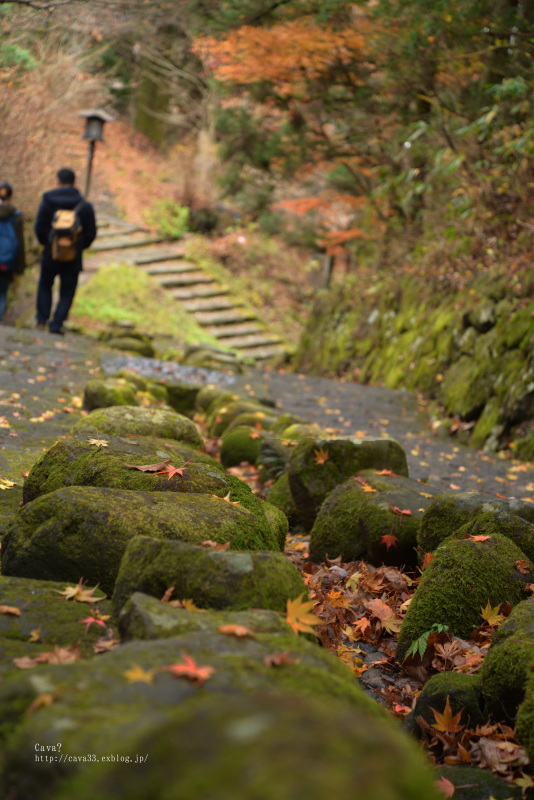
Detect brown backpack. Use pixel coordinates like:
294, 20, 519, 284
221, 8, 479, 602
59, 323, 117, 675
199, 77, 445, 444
50, 200, 84, 262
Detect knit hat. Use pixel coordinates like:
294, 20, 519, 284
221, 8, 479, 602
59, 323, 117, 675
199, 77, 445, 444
0, 181, 13, 200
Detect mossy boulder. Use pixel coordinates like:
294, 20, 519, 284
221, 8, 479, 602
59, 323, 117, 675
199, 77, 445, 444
50, 692, 442, 800
106, 336, 155, 358
453, 511, 534, 563
262, 501, 289, 550
70, 406, 203, 448
270, 412, 308, 435
411, 672, 485, 734
281, 422, 324, 441
418, 492, 534, 555
112, 537, 304, 618
396, 534, 533, 661
83, 378, 137, 411
435, 766, 522, 800
226, 411, 277, 432
437, 354, 491, 421
309, 473, 441, 564
1, 487, 280, 596
196, 386, 238, 413
0, 610, 393, 799
22, 435, 225, 504
516, 663, 534, 763
208, 400, 271, 437
0, 575, 110, 679
220, 426, 263, 468
256, 437, 293, 482
481, 597, 534, 721
288, 437, 409, 530
267, 472, 299, 524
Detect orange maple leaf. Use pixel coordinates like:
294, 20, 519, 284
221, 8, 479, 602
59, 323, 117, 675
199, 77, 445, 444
381, 534, 398, 551
468, 534, 491, 542
219, 625, 255, 638
155, 459, 192, 480
430, 696, 464, 733
163, 654, 215, 686
421, 552, 434, 569
326, 590, 352, 609
516, 559, 530, 575
434, 775, 455, 797
313, 447, 329, 465
264, 651, 299, 667
366, 598, 402, 634
389, 504, 413, 517
375, 469, 394, 476
286, 594, 321, 635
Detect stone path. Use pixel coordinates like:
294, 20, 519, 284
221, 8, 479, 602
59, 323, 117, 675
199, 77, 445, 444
2, 324, 534, 511
84, 214, 288, 363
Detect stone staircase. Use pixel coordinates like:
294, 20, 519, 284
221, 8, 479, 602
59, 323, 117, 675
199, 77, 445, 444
84, 213, 288, 364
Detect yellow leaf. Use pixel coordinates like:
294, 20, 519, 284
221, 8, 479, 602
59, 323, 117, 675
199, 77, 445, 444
286, 594, 321, 635
181, 598, 206, 612
515, 772, 534, 792
123, 664, 155, 685
87, 437, 108, 447
480, 600, 505, 626
29, 627, 42, 642
431, 696, 464, 733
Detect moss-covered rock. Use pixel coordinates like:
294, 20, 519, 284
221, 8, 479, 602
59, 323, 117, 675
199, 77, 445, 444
267, 472, 299, 525
256, 437, 293, 482
83, 378, 137, 411
0, 611, 394, 799
22, 435, 224, 504
50, 692, 441, 800
418, 492, 534, 555
481, 597, 534, 721
280, 422, 324, 441
112, 537, 303, 618
396, 534, 533, 661
195, 385, 239, 413
262, 500, 289, 550
2, 486, 280, 596
435, 766, 522, 800
270, 412, 308, 434
225, 411, 277, 432
516, 663, 534, 762
106, 336, 155, 358
0, 575, 110, 679
70, 406, 203, 448
411, 672, 485, 734
309, 473, 441, 564
220, 425, 263, 467
208, 400, 271, 437
288, 437, 409, 530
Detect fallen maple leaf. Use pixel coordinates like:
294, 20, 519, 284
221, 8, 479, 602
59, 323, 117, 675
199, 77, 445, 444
211, 492, 240, 505
313, 447, 329, 465
264, 651, 299, 667
163, 654, 215, 686
389, 504, 413, 517
515, 772, 534, 793
78, 616, 106, 634
468, 535, 491, 542
123, 664, 155, 685
52, 578, 104, 603
26, 693, 55, 716
516, 559, 530, 575
286, 594, 321, 635
375, 469, 394, 476
0, 605, 21, 616
161, 585, 176, 604
431, 696, 464, 733
154, 459, 192, 480
421, 552, 434, 569
201, 540, 231, 550
87, 437, 108, 447
123, 458, 172, 472
219, 625, 255, 638
381, 534, 398, 551
29, 627, 41, 643
480, 600, 505, 626
326, 590, 352, 609
93, 636, 120, 654
434, 775, 455, 797
14, 644, 82, 669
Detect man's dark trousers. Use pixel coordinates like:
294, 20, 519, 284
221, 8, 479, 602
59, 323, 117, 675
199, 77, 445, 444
36, 263, 79, 333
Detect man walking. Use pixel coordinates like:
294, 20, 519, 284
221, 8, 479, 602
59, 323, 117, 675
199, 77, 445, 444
34, 167, 96, 334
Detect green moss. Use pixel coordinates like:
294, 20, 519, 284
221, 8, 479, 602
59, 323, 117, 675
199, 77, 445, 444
436, 766, 522, 799
413, 672, 485, 731
113, 540, 304, 619
106, 337, 155, 358
358, 489, 426, 568
396, 534, 532, 661
438, 355, 491, 421
22, 435, 224, 504
83, 378, 137, 411
470, 398, 503, 450
70, 406, 203, 448
226, 412, 277, 433
2, 486, 279, 596
220, 426, 262, 468
288, 437, 409, 530
208, 400, 270, 437
516, 663, 534, 762
481, 597, 534, 721
270, 413, 308, 434
266, 472, 298, 524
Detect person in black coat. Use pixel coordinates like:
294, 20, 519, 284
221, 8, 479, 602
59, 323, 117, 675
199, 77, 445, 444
34, 167, 96, 334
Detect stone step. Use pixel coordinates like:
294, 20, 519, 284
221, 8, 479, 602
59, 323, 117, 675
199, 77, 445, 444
237, 344, 288, 360
90, 235, 167, 252
216, 333, 283, 349
96, 225, 145, 237
207, 323, 264, 339
144, 261, 199, 276
134, 251, 186, 265
180, 297, 239, 313
167, 274, 217, 290
193, 309, 257, 326
172, 285, 230, 300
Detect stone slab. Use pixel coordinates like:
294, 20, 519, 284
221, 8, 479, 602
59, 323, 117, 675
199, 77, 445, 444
193, 309, 257, 326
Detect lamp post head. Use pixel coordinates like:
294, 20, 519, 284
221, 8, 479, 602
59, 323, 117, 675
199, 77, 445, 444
79, 108, 114, 142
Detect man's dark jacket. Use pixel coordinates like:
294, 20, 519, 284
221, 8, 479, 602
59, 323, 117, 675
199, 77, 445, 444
34, 186, 96, 271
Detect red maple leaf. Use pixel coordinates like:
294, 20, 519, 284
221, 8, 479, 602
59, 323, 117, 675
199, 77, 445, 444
163, 654, 215, 686
78, 617, 106, 634
381, 534, 398, 551
155, 459, 192, 480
